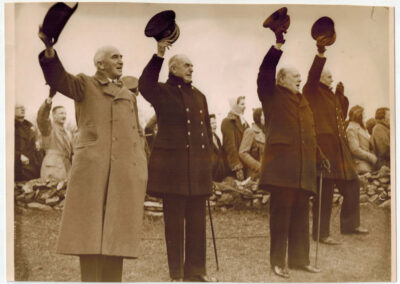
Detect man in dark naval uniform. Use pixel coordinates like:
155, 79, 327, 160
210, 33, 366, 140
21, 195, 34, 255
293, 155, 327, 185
303, 42, 369, 245
139, 38, 216, 282
257, 29, 322, 278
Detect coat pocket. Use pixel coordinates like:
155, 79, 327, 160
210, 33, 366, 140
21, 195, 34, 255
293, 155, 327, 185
268, 136, 292, 145
76, 125, 98, 149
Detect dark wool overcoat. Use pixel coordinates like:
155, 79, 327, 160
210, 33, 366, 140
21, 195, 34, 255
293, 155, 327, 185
257, 46, 318, 194
221, 112, 249, 171
139, 54, 213, 197
39, 51, 148, 258
303, 55, 357, 180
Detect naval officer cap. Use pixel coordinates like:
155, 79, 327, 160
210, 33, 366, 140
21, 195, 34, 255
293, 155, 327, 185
41, 2, 79, 44
145, 10, 180, 43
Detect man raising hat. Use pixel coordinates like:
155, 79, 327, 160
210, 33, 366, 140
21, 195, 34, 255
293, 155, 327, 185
139, 11, 216, 282
37, 3, 147, 281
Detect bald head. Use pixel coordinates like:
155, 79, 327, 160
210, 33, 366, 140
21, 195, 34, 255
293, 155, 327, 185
320, 69, 333, 88
277, 67, 302, 94
169, 54, 193, 83
93, 46, 123, 79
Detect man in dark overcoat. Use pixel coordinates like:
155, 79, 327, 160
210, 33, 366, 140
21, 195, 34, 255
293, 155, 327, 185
38, 31, 148, 281
139, 39, 216, 282
303, 44, 369, 245
257, 33, 321, 278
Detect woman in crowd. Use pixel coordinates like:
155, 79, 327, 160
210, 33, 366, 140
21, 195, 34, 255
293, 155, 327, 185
239, 108, 265, 180
221, 96, 249, 180
346, 105, 377, 174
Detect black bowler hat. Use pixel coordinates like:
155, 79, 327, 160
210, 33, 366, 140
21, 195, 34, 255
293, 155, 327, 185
145, 10, 180, 43
263, 7, 290, 34
41, 2, 79, 44
311, 16, 336, 46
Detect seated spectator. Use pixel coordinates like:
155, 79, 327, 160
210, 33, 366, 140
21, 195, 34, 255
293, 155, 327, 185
221, 96, 249, 181
15, 103, 44, 181
371, 107, 390, 169
209, 114, 228, 182
37, 89, 73, 181
239, 108, 265, 180
346, 105, 377, 174
365, 118, 376, 135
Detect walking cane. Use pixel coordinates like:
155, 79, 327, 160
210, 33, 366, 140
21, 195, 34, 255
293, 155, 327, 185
207, 199, 219, 271
315, 169, 323, 268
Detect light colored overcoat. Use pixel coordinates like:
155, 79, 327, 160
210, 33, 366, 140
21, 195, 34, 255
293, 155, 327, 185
39, 50, 148, 258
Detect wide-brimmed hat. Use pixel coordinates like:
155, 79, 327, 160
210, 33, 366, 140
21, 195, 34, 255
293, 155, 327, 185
145, 10, 180, 43
41, 2, 78, 44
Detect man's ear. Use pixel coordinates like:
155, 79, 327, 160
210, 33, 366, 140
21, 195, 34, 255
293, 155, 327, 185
96, 61, 104, 70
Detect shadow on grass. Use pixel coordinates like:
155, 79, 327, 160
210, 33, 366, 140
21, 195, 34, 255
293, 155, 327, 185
14, 204, 391, 282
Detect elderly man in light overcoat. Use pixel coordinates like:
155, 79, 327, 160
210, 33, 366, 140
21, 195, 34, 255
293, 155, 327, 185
38, 29, 147, 281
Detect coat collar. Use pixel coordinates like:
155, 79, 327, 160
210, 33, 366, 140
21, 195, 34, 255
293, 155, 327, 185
94, 71, 111, 85
276, 85, 309, 107
252, 123, 266, 143
94, 71, 133, 100
226, 111, 247, 133
167, 72, 192, 87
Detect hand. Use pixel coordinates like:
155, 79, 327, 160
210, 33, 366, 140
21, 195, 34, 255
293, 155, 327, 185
45, 97, 53, 105
38, 25, 55, 57
321, 158, 331, 173
236, 169, 244, 181
335, 82, 344, 96
35, 141, 41, 151
49, 88, 57, 98
20, 154, 29, 165
157, 38, 173, 58
370, 154, 378, 165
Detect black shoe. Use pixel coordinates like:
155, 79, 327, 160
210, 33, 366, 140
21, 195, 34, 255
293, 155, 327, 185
290, 264, 321, 273
271, 266, 290, 279
320, 236, 342, 245
343, 226, 369, 235
184, 275, 218, 282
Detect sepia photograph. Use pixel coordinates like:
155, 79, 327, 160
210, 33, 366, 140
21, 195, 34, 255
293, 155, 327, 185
3, 1, 395, 282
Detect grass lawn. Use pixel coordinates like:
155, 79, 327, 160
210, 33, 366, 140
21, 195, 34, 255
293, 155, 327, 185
14, 203, 391, 282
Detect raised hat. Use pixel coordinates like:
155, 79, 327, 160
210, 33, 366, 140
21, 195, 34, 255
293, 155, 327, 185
311, 16, 336, 46
41, 2, 78, 44
263, 7, 290, 34
145, 10, 180, 43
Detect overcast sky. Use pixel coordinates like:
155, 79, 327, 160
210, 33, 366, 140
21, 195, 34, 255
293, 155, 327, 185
7, 2, 391, 131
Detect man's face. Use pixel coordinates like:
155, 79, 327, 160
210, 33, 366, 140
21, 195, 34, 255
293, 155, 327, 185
210, 117, 217, 133
101, 47, 123, 79
385, 110, 390, 126
282, 68, 302, 94
320, 70, 333, 88
237, 99, 246, 114
172, 56, 193, 83
53, 107, 67, 125
15, 104, 25, 119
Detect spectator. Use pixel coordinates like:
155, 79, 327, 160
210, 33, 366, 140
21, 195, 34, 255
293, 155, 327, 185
145, 114, 158, 150
210, 114, 228, 182
37, 90, 73, 181
15, 103, 43, 181
365, 118, 376, 135
371, 107, 390, 169
239, 108, 265, 180
221, 96, 249, 181
346, 105, 377, 174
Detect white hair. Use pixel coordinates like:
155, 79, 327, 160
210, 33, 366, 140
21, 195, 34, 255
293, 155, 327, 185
93, 46, 118, 68
168, 54, 190, 72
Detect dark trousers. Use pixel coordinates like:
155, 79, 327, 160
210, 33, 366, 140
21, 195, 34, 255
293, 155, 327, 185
79, 255, 123, 282
312, 178, 360, 240
163, 195, 207, 279
269, 187, 310, 268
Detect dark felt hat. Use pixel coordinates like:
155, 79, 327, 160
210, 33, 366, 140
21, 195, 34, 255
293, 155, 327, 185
41, 2, 78, 44
145, 10, 180, 43
311, 16, 336, 46
263, 7, 290, 34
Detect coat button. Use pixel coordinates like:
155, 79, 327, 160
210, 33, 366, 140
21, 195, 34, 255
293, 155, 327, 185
191, 86, 194, 90
178, 85, 182, 88
200, 121, 203, 125
111, 155, 116, 161
200, 110, 203, 114
112, 137, 117, 142
188, 131, 191, 136
187, 120, 191, 124
201, 132, 204, 136
201, 144, 205, 149
186, 144, 190, 148
186, 108, 190, 112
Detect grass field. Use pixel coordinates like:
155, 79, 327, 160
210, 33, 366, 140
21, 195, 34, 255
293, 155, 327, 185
14, 203, 391, 282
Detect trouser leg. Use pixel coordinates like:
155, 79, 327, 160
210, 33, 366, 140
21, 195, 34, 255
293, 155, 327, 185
79, 255, 123, 282
184, 196, 207, 278
337, 179, 361, 233
312, 178, 335, 240
163, 195, 185, 279
288, 190, 310, 268
269, 187, 294, 268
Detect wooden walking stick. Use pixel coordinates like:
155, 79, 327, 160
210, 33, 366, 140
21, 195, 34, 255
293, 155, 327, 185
315, 169, 323, 268
207, 199, 219, 271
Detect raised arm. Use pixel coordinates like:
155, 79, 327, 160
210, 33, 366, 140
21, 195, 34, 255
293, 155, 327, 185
138, 54, 164, 105
303, 55, 326, 95
37, 98, 52, 137
257, 45, 283, 103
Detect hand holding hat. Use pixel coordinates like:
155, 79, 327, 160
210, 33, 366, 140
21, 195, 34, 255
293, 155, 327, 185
263, 7, 290, 44
311, 16, 336, 53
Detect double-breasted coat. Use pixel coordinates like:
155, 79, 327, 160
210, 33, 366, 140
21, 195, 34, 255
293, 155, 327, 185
39, 50, 148, 258
303, 55, 357, 180
257, 46, 318, 194
139, 54, 213, 197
